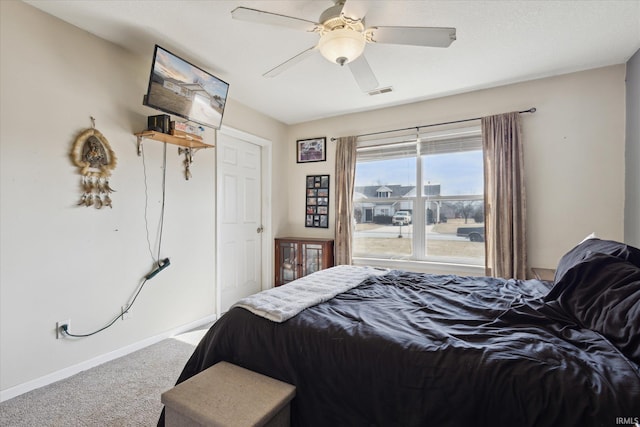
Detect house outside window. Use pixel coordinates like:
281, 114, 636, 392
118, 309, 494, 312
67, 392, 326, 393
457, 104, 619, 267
353, 126, 485, 269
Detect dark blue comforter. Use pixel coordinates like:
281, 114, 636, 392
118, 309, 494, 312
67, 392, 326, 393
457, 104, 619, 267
159, 258, 640, 426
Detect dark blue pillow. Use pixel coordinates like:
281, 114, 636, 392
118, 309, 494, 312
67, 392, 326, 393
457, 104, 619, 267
551, 238, 640, 289
546, 252, 640, 365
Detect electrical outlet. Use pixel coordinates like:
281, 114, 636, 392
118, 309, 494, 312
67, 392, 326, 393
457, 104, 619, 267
56, 319, 70, 339
121, 305, 131, 320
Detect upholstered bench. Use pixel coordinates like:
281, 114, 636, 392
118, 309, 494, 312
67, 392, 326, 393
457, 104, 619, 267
161, 361, 296, 427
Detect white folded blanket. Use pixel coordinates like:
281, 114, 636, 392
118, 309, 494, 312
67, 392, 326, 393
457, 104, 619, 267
232, 265, 388, 322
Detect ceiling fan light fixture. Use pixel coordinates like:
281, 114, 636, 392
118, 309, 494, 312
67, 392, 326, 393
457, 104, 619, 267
318, 28, 366, 66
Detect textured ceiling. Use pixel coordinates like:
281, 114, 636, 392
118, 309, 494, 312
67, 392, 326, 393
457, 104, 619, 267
24, 0, 640, 125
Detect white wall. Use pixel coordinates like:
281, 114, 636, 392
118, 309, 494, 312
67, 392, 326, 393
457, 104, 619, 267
285, 65, 627, 272
0, 0, 287, 395
625, 49, 640, 247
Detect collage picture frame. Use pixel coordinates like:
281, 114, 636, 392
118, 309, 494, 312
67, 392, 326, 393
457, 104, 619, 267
305, 174, 330, 228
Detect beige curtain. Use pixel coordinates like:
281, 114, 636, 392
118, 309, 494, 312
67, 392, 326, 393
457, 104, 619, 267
481, 112, 527, 279
334, 136, 357, 265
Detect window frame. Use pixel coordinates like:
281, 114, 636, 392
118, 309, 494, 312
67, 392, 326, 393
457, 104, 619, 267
352, 125, 485, 275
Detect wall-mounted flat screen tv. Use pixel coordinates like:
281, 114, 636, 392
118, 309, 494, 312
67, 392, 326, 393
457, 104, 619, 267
143, 45, 229, 130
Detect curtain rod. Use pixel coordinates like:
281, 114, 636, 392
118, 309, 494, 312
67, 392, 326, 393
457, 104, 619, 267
330, 107, 536, 142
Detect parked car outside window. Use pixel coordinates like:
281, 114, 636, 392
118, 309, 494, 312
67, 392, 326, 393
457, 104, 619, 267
456, 226, 485, 242
392, 211, 412, 225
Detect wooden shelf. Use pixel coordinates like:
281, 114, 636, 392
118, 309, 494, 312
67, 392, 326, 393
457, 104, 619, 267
135, 130, 213, 180
135, 130, 214, 150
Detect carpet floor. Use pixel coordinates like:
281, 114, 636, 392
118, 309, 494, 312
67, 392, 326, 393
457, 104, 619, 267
0, 327, 208, 426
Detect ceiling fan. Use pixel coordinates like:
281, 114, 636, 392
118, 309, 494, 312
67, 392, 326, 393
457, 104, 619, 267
231, 0, 456, 92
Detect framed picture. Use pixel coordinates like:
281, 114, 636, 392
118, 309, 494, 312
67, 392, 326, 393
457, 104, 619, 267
297, 137, 326, 163
305, 174, 329, 228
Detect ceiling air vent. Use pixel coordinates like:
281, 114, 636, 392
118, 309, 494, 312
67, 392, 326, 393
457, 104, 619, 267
368, 87, 393, 96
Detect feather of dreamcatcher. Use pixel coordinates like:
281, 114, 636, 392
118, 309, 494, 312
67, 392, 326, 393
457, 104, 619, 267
82, 176, 93, 193
96, 178, 116, 194
104, 179, 115, 193
97, 178, 104, 194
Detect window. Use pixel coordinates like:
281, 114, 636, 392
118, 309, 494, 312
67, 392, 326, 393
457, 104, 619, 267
376, 187, 393, 198
353, 126, 485, 267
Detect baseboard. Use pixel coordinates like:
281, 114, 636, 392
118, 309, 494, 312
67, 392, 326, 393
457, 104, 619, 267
0, 313, 218, 403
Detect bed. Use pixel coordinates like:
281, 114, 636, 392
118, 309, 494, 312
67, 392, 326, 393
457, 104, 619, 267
158, 238, 640, 426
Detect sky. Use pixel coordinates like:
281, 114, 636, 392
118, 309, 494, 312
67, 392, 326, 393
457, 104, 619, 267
355, 150, 484, 196
155, 47, 229, 100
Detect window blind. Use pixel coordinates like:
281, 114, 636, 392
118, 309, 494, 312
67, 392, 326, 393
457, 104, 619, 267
357, 125, 481, 162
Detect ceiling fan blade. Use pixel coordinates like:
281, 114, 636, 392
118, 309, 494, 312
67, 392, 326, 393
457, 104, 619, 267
263, 46, 318, 78
231, 7, 318, 31
340, 0, 370, 22
348, 55, 379, 92
368, 26, 456, 48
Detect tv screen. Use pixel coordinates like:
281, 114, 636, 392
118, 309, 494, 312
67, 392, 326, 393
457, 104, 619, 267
143, 45, 229, 130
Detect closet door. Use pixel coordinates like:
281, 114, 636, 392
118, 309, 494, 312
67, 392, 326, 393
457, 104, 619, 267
217, 133, 263, 314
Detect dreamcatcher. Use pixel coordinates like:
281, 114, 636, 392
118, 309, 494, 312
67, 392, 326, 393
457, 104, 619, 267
71, 117, 117, 209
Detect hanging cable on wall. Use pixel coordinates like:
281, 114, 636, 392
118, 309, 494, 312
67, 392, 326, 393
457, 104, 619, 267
141, 142, 169, 265
60, 142, 171, 339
